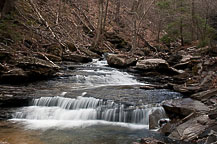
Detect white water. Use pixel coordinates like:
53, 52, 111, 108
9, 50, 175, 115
70, 60, 144, 88
12, 96, 167, 130
11, 60, 168, 130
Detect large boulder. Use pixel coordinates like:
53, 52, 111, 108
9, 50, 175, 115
162, 98, 209, 119
106, 54, 137, 68
169, 115, 212, 141
135, 59, 182, 75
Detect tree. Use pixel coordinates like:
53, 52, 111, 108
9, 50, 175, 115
94, 0, 110, 48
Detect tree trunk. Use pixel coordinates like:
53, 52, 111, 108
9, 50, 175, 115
191, 0, 195, 41
94, 0, 104, 48
115, 0, 120, 23
102, 0, 109, 33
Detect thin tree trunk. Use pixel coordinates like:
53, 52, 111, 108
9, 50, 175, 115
191, 0, 195, 41
94, 0, 104, 48
132, 15, 137, 50
115, 0, 120, 23
102, 0, 109, 33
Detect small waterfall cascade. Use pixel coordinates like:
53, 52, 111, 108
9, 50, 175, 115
69, 60, 144, 87
14, 96, 167, 126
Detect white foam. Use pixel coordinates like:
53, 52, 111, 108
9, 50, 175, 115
10, 119, 148, 130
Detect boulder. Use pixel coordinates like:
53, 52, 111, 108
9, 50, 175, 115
149, 108, 167, 129
136, 59, 169, 70
135, 59, 182, 75
162, 98, 209, 119
169, 115, 211, 141
63, 53, 92, 63
106, 54, 137, 68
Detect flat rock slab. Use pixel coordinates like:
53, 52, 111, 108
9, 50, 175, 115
191, 89, 217, 101
169, 115, 212, 141
135, 59, 181, 75
163, 98, 209, 118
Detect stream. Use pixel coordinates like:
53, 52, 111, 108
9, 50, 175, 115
0, 59, 184, 144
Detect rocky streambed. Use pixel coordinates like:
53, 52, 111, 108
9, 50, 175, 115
0, 53, 216, 144
0, 59, 189, 144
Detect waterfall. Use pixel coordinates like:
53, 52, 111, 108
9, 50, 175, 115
14, 96, 167, 126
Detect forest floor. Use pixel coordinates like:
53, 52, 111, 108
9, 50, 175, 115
0, 0, 217, 144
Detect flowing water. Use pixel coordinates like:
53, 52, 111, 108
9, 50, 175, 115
0, 60, 183, 144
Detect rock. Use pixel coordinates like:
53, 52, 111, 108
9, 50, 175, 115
65, 41, 77, 52
7, 56, 59, 83
63, 53, 92, 63
205, 130, 217, 144
162, 98, 209, 119
191, 89, 217, 101
149, 109, 167, 129
159, 122, 177, 136
169, 115, 211, 141
135, 59, 181, 75
0, 68, 28, 83
136, 59, 169, 70
173, 84, 201, 95
167, 53, 183, 66
106, 54, 137, 68
173, 61, 192, 70
45, 43, 63, 57
79, 47, 101, 58
132, 48, 151, 56
208, 109, 217, 120
105, 32, 131, 51
36, 53, 62, 62
135, 138, 166, 144
0, 49, 14, 62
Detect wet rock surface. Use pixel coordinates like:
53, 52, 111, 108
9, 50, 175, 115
106, 54, 137, 68
162, 98, 209, 119
62, 53, 92, 63
168, 115, 214, 142
134, 138, 166, 144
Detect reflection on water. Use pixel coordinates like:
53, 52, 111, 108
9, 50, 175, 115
0, 121, 44, 144
0, 121, 171, 144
